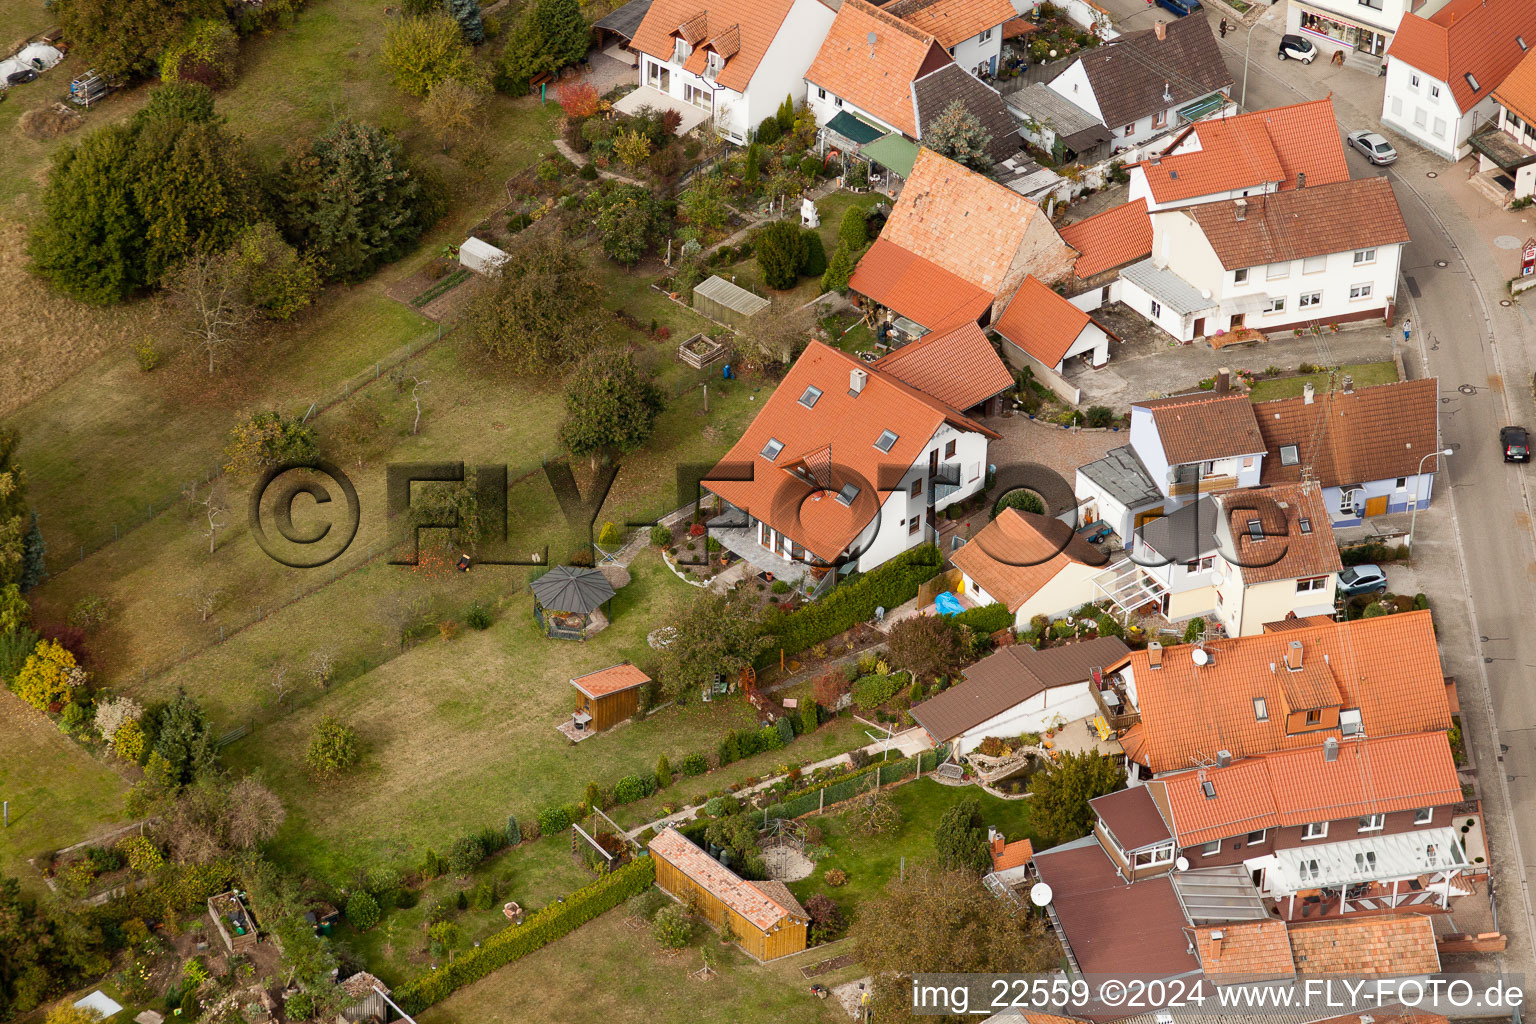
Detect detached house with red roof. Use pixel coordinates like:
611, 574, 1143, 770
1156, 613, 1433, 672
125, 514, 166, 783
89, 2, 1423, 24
701, 340, 1006, 582
1381, 0, 1536, 161
1471, 45, 1536, 202
628, 0, 836, 144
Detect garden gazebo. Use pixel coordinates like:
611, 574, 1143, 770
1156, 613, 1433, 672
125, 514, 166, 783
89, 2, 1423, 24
531, 566, 616, 640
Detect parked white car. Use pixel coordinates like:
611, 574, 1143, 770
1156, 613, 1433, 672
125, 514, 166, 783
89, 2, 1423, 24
1277, 34, 1318, 63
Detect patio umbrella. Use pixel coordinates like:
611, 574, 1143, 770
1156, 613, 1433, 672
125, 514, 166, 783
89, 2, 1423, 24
530, 566, 615, 614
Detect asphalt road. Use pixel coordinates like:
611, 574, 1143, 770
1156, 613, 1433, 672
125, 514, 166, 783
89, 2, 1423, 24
1201, 6, 1536, 965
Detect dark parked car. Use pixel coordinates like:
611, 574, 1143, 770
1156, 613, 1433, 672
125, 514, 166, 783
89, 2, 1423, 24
1154, 0, 1202, 15
1503, 425, 1531, 462
1338, 564, 1388, 598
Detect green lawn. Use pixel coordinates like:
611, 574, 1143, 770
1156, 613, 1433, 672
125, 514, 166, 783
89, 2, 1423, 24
788, 778, 1039, 916
1246, 361, 1399, 402
0, 693, 131, 894
419, 910, 860, 1024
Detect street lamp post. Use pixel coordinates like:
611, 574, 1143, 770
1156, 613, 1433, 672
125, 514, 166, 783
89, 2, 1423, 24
1407, 448, 1455, 556
1241, 24, 1258, 110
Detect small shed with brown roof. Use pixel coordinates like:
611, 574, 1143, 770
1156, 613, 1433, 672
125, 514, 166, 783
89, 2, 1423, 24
910, 635, 1130, 750
649, 827, 809, 960
1091, 786, 1173, 869
993, 274, 1114, 374
950, 509, 1110, 629
571, 663, 652, 732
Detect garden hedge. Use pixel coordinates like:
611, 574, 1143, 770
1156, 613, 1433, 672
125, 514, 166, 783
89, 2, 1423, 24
393, 857, 656, 1012
757, 544, 943, 666
950, 602, 1012, 636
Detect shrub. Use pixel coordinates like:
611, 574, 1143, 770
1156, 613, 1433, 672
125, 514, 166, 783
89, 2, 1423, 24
381, 13, 479, 99
755, 116, 781, 145
650, 524, 673, 547
447, 834, 487, 875
652, 903, 693, 948
537, 806, 572, 835
12, 639, 83, 711
799, 699, 820, 735
681, 752, 709, 776
114, 719, 147, 762
994, 489, 1045, 518
614, 774, 656, 804
755, 219, 807, 290
420, 849, 445, 880
1084, 405, 1115, 428
1182, 617, 1206, 643
1362, 601, 1389, 618
950, 602, 1012, 637
116, 835, 163, 873
285, 992, 315, 1021
839, 205, 870, 250
934, 797, 990, 871
224, 410, 318, 476
775, 716, 795, 747
305, 716, 360, 781
771, 580, 791, 595
556, 81, 599, 118
654, 754, 672, 790
67, 595, 112, 631
345, 891, 380, 931
804, 893, 845, 942
801, 229, 826, 278
823, 868, 847, 887
798, 155, 821, 179
506, 814, 523, 846
578, 162, 599, 181
851, 673, 905, 710
466, 603, 493, 630
394, 860, 655, 1012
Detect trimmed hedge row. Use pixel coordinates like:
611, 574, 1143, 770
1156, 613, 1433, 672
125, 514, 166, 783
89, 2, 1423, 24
757, 544, 943, 667
950, 602, 1013, 636
760, 746, 948, 821
394, 857, 656, 1012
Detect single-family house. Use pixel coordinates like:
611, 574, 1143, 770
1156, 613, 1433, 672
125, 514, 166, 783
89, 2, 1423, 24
847, 147, 1078, 334
1381, 0, 1536, 161
570, 663, 651, 734
701, 340, 1001, 581
1470, 47, 1536, 202
1127, 97, 1351, 213
1208, 482, 1343, 638
909, 635, 1131, 752
1121, 178, 1410, 342
649, 827, 809, 959
949, 509, 1110, 629
1045, 16, 1234, 153
628, 0, 837, 144
991, 274, 1115, 392
1254, 378, 1443, 526
886, 0, 1018, 78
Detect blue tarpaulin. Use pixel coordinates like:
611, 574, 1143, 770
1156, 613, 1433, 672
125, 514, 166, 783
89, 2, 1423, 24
934, 592, 964, 617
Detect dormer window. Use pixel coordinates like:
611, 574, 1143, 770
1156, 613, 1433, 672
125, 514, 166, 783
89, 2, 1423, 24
834, 483, 860, 507
874, 429, 898, 453
705, 51, 723, 78
674, 38, 692, 63
760, 438, 784, 461
798, 385, 823, 409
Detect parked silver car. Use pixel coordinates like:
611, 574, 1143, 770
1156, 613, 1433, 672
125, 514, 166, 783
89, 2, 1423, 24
1347, 130, 1398, 166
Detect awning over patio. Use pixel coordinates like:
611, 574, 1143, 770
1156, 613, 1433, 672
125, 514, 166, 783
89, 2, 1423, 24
1266, 826, 1467, 894
530, 566, 616, 614
1466, 121, 1536, 172
825, 110, 885, 145
1219, 293, 1272, 316
612, 86, 710, 135
862, 133, 919, 178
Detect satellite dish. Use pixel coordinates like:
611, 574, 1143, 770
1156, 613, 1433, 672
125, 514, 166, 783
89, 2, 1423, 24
1191, 648, 1210, 666
1029, 882, 1054, 907
1201, 288, 1213, 300
1175, 856, 1190, 872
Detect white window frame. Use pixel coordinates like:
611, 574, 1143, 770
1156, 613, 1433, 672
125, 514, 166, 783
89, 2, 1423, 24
1395, 477, 1407, 490
1201, 840, 1221, 856
1414, 808, 1433, 825
1353, 248, 1376, 265
1350, 283, 1373, 300
1358, 813, 1386, 833
1133, 843, 1176, 868
1187, 554, 1215, 573
1410, 73, 1421, 89
979, 26, 994, 42
1265, 297, 1286, 314
1302, 821, 1329, 840
1299, 291, 1322, 308
817, 87, 826, 101
1267, 261, 1291, 280
1234, 268, 1249, 284
1302, 255, 1327, 274
1149, 299, 1162, 318
1296, 576, 1328, 593
1253, 697, 1268, 721
1430, 84, 1440, 99
1245, 829, 1267, 845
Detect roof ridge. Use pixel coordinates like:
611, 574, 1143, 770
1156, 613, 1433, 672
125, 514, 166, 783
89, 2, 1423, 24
844, 0, 938, 45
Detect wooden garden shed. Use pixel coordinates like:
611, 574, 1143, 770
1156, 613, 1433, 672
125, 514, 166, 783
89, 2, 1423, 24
571, 662, 651, 733
649, 827, 808, 961
693, 275, 769, 328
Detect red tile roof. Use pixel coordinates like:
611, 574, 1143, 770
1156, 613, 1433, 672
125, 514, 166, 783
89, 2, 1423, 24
1194, 921, 1297, 982
880, 148, 1054, 294
1388, 0, 1536, 113
571, 662, 652, 698
1493, 47, 1536, 125
806, 0, 949, 137
848, 237, 995, 331
649, 827, 806, 931
1157, 732, 1462, 846
990, 835, 1035, 871
1288, 915, 1440, 975
1181, 178, 1410, 271
1255, 379, 1442, 489
1216, 482, 1342, 586
950, 509, 1107, 611
885, 0, 1018, 49
873, 320, 1014, 410
631, 0, 798, 93
703, 340, 997, 563
994, 275, 1097, 368
1137, 98, 1349, 203
1059, 199, 1153, 279
1135, 392, 1266, 465
1112, 612, 1452, 774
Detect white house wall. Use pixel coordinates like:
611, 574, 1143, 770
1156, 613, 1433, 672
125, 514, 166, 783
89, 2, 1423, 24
1118, 274, 1198, 342
639, 55, 748, 139
1321, 472, 1435, 526
1014, 562, 1105, 627
748, 0, 837, 139
951, 30, 1003, 78
855, 425, 990, 571
1073, 471, 1134, 543
1062, 321, 1111, 369
1381, 60, 1486, 161
1046, 61, 1103, 122
1128, 406, 1172, 497
952, 682, 1100, 754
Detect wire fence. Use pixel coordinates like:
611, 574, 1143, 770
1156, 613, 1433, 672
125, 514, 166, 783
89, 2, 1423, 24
41, 324, 449, 579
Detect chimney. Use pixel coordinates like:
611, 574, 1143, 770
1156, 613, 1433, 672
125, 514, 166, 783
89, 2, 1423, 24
1284, 639, 1303, 671
1234, 198, 1248, 222
1324, 737, 1339, 762
1150, 151, 1162, 165
1216, 749, 1232, 768
1342, 374, 1354, 394
1155, 19, 1166, 41
1297, 171, 1306, 189
1215, 367, 1230, 394
849, 368, 867, 395
1148, 641, 1163, 669
1303, 382, 1315, 405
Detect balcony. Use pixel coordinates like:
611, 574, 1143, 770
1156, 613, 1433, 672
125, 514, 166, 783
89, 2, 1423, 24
1168, 475, 1238, 498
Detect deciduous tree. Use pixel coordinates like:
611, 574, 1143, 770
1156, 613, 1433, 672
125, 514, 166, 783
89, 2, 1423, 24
223, 411, 318, 475
0, 431, 29, 589
54, 0, 227, 78
558, 349, 665, 464
462, 233, 608, 373
232, 221, 321, 320
1029, 750, 1126, 844
13, 640, 85, 711
922, 100, 993, 172
165, 248, 256, 374
653, 587, 770, 700
306, 715, 361, 781
885, 615, 967, 687
159, 18, 240, 88
422, 77, 489, 152
381, 12, 479, 98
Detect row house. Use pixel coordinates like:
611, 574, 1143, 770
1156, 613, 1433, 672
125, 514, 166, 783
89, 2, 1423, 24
628, 0, 836, 144
1381, 0, 1536, 161
884, 0, 1017, 79
1045, 16, 1233, 153
701, 338, 1008, 581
